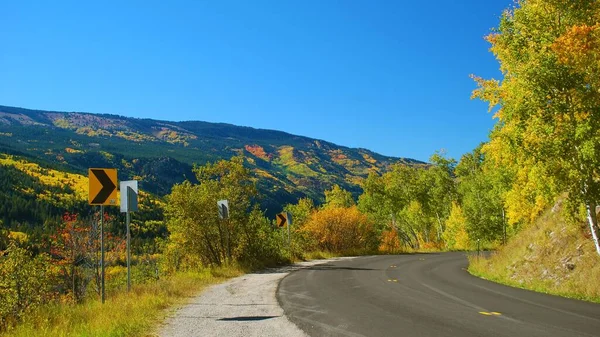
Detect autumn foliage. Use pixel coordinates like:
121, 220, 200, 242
378, 228, 402, 254
302, 206, 376, 252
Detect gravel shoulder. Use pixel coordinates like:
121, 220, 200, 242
157, 258, 353, 337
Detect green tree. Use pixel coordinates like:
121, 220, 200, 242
283, 198, 316, 259
166, 156, 274, 267
420, 151, 457, 243
324, 185, 355, 209
455, 147, 504, 243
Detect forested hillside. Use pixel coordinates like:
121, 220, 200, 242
0, 105, 419, 216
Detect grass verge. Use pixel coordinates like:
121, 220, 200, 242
1, 266, 243, 337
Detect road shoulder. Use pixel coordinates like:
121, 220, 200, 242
157, 258, 353, 337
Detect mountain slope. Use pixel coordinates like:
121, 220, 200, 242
0, 105, 421, 213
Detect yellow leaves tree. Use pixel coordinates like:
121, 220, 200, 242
302, 206, 376, 253
442, 203, 470, 250
472, 0, 600, 254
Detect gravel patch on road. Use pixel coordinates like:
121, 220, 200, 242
157, 258, 354, 337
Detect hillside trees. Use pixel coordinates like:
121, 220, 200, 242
472, 0, 600, 254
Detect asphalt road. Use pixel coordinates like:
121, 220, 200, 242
277, 252, 600, 337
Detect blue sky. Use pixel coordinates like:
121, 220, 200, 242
1, 0, 510, 162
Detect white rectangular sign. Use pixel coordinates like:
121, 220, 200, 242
120, 180, 139, 213
217, 199, 229, 219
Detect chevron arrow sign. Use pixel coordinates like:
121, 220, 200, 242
89, 168, 118, 206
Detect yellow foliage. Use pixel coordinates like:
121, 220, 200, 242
99, 151, 114, 161
64, 147, 83, 154
361, 153, 377, 165
0, 154, 88, 203
302, 206, 375, 252
8, 231, 28, 243
442, 202, 470, 250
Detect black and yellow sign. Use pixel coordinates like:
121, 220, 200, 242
277, 212, 289, 228
89, 168, 118, 205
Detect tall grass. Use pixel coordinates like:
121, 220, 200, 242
2, 267, 243, 337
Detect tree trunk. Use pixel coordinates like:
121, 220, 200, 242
502, 208, 506, 245
586, 201, 600, 256
435, 211, 443, 243
72, 264, 76, 302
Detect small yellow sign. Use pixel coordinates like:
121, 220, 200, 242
89, 168, 118, 206
276, 212, 288, 228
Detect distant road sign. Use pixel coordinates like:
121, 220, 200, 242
277, 212, 289, 228
89, 169, 117, 205
218, 200, 229, 219
120, 180, 138, 213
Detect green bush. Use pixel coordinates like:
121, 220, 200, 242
0, 243, 55, 330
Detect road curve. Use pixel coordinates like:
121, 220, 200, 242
277, 252, 600, 337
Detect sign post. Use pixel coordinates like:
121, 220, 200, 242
100, 205, 104, 303
276, 212, 292, 252
89, 168, 118, 304
120, 180, 138, 292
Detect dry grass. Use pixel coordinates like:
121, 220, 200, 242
1, 267, 243, 337
469, 203, 600, 303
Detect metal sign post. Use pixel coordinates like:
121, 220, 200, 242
287, 212, 293, 250
89, 168, 117, 304
120, 181, 138, 292
100, 205, 105, 304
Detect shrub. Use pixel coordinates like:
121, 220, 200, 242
302, 206, 377, 253
0, 243, 55, 330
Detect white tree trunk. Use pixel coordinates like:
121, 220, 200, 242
586, 203, 600, 256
